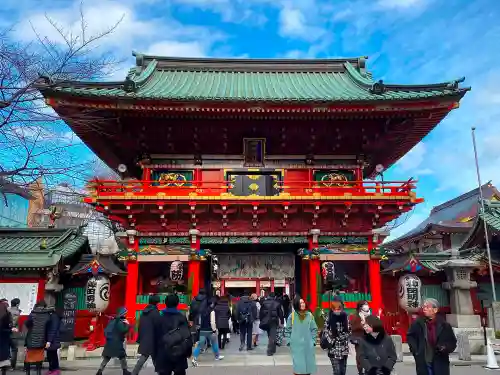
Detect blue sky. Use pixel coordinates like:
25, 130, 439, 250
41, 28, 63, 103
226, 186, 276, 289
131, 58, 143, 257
3, 0, 500, 239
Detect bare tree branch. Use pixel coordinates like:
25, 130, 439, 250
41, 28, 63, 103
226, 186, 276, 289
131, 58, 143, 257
0, 3, 123, 204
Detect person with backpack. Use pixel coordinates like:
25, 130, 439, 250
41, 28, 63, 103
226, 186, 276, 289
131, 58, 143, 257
188, 289, 208, 327
96, 307, 131, 375
259, 292, 284, 356
8, 298, 21, 370
132, 295, 161, 375
236, 293, 257, 351
191, 298, 223, 366
154, 294, 193, 375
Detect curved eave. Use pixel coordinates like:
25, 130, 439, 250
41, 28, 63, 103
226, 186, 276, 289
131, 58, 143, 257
40, 89, 465, 112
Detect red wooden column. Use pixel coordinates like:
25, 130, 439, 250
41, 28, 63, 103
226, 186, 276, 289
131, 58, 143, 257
125, 231, 139, 320
188, 229, 201, 300
308, 229, 321, 313
368, 236, 382, 313
301, 260, 309, 299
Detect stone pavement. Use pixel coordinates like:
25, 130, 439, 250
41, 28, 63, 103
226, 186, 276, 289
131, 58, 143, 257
58, 333, 496, 368
11, 365, 499, 375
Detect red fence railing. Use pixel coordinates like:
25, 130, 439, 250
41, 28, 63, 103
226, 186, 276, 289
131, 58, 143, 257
86, 179, 418, 201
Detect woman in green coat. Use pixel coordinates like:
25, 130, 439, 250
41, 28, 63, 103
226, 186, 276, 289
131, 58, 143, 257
284, 296, 318, 375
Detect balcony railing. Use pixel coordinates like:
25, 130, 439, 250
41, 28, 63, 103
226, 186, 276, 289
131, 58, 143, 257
85, 179, 419, 201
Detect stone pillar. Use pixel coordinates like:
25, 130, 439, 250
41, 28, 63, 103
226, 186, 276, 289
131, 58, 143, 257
440, 258, 493, 353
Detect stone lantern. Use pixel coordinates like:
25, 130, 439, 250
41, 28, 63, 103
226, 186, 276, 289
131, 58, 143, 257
439, 256, 493, 353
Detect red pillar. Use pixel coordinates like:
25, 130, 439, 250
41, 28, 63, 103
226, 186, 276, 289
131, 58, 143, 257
188, 229, 201, 299
309, 259, 321, 313
125, 238, 139, 320
188, 261, 201, 299
368, 236, 382, 312
301, 260, 309, 299
37, 278, 46, 302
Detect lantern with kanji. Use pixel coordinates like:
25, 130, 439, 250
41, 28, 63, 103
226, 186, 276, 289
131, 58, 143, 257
170, 261, 184, 281
86, 275, 110, 312
398, 274, 422, 313
322, 262, 335, 283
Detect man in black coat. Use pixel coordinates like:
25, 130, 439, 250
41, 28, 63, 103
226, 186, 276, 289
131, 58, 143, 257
236, 294, 257, 351
132, 295, 161, 375
259, 293, 284, 356
154, 295, 192, 375
407, 298, 457, 375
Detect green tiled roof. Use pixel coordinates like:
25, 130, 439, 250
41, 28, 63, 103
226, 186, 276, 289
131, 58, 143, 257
37, 53, 469, 103
480, 200, 500, 230
0, 228, 90, 269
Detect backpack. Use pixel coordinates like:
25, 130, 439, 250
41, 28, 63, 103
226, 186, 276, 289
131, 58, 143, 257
190, 298, 207, 325
104, 319, 117, 340
162, 320, 193, 361
238, 302, 251, 324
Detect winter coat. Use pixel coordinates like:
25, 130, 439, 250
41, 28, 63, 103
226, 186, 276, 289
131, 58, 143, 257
407, 316, 457, 375
102, 317, 130, 359
284, 311, 318, 375
25, 306, 51, 349
154, 308, 192, 374
323, 312, 351, 359
282, 297, 291, 318
236, 296, 257, 324
8, 306, 21, 328
137, 304, 161, 357
214, 300, 231, 330
46, 313, 62, 351
358, 331, 397, 373
199, 306, 216, 332
188, 294, 208, 324
0, 312, 12, 362
260, 298, 284, 328
350, 314, 366, 338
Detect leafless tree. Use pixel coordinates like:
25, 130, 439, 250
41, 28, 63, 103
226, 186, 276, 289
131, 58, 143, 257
0, 3, 123, 205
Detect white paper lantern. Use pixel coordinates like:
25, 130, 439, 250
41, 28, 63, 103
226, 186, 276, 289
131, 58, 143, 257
398, 274, 422, 313
170, 261, 184, 281
86, 275, 110, 312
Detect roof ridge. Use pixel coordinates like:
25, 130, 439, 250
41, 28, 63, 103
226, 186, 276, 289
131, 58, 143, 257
430, 182, 492, 214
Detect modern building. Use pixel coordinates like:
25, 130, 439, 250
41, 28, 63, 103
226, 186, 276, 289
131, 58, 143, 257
0, 193, 30, 227
37, 53, 468, 324
31, 183, 115, 253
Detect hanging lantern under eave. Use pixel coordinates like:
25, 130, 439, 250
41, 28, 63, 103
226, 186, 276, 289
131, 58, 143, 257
86, 275, 110, 313
321, 262, 335, 283
170, 261, 184, 281
398, 274, 422, 313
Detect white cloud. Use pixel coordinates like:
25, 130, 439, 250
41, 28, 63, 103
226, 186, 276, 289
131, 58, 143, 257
147, 41, 206, 57
279, 7, 306, 35
376, 0, 427, 9
393, 142, 426, 173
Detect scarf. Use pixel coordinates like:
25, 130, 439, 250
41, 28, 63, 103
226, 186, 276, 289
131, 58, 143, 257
297, 310, 307, 321
426, 318, 437, 347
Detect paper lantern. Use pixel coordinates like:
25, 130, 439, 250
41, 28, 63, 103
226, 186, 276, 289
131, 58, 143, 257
86, 275, 110, 312
322, 262, 335, 282
398, 274, 422, 313
170, 261, 184, 281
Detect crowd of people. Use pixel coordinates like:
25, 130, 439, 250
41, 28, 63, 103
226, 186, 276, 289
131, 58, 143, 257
0, 291, 457, 375
0, 298, 63, 375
